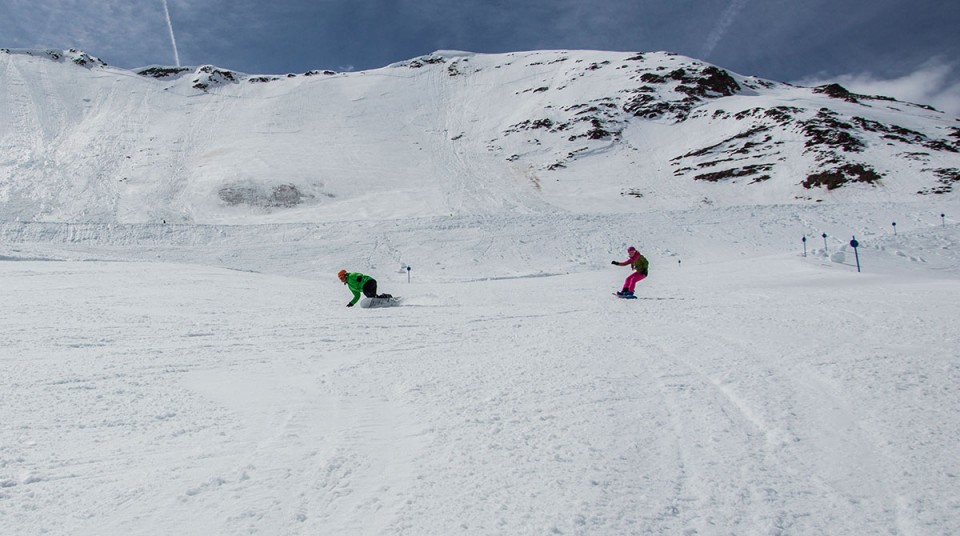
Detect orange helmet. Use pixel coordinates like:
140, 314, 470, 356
337, 269, 347, 282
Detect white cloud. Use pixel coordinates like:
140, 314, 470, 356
701, 0, 749, 60
797, 59, 960, 118
162, 0, 181, 67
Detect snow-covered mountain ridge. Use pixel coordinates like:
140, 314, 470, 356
1, 47, 958, 224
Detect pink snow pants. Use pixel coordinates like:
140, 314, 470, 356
623, 272, 647, 292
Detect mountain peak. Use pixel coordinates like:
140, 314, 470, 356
1, 47, 106, 68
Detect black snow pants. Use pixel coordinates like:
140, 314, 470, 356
362, 279, 378, 298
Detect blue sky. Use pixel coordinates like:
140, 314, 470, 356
3, 0, 959, 113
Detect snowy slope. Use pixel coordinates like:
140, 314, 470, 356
1, 47, 960, 536
3, 228, 959, 535
1, 48, 958, 224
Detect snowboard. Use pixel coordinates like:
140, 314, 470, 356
613, 293, 637, 299
359, 296, 402, 308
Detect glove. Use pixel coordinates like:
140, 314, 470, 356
346, 302, 354, 307
611, 260, 618, 265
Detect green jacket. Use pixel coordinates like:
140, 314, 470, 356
617, 252, 649, 275
632, 254, 649, 275
345, 272, 373, 306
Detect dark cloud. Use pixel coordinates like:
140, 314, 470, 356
700, 0, 960, 82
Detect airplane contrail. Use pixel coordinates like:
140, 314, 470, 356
162, 0, 181, 66
701, 0, 749, 60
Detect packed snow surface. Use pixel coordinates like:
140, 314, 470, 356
3, 203, 959, 535
1, 48, 959, 535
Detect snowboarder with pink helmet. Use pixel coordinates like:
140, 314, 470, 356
611, 246, 648, 297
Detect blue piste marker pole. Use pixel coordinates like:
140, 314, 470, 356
892, 222, 897, 235
822, 232, 828, 250
802, 235, 807, 257
407, 265, 412, 283
850, 236, 861, 273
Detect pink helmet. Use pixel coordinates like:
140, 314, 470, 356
627, 246, 637, 254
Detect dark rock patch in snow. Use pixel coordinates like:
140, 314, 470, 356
732, 106, 804, 124
1, 48, 106, 68
137, 67, 191, 79
801, 109, 865, 154
623, 65, 740, 121
946, 127, 960, 150
672, 66, 740, 98
218, 184, 316, 208
814, 83, 935, 111
852, 117, 958, 153
694, 164, 773, 182
917, 168, 960, 194
407, 56, 446, 69
676, 126, 773, 160
814, 84, 860, 103
802, 164, 882, 190
192, 66, 239, 91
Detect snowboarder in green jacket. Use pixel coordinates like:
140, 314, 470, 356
338, 269, 392, 307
